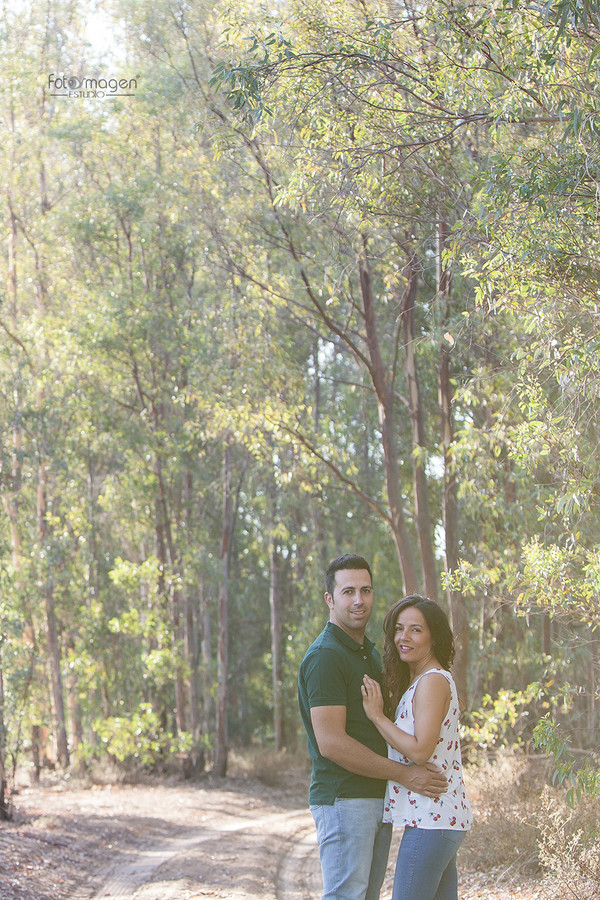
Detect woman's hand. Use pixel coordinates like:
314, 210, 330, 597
361, 674, 385, 722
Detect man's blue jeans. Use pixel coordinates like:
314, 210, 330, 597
311, 798, 392, 900
392, 826, 467, 900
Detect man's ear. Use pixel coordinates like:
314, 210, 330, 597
325, 592, 334, 611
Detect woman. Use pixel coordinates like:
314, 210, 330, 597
361, 595, 472, 900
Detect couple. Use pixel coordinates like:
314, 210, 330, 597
298, 554, 472, 900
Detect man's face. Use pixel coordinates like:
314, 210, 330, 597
325, 568, 374, 641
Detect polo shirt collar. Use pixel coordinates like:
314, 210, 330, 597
326, 621, 375, 653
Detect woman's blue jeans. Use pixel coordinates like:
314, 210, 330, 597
311, 798, 392, 900
392, 826, 467, 900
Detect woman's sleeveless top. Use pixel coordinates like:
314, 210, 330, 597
383, 668, 472, 830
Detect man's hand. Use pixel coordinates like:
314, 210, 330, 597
400, 762, 447, 798
310, 706, 447, 797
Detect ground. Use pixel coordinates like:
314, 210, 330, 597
0, 755, 571, 900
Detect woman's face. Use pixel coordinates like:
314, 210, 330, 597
393, 606, 434, 667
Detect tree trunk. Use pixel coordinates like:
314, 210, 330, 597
2, 199, 23, 566
172, 586, 187, 735
269, 535, 284, 751
29, 152, 70, 768
184, 586, 203, 774
38, 459, 70, 769
183, 470, 204, 775
400, 253, 438, 600
359, 250, 419, 593
44, 598, 69, 769
85, 450, 100, 602
214, 442, 233, 777
0, 645, 9, 820
153, 465, 171, 728
1, 197, 21, 814
311, 340, 329, 576
214, 578, 229, 777
437, 220, 468, 704
67, 668, 84, 759
200, 577, 211, 760
154, 450, 188, 735
213, 442, 247, 776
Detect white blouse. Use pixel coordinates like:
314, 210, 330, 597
383, 668, 472, 830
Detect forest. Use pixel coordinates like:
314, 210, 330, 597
0, 0, 598, 850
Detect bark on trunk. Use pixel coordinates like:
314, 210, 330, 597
184, 587, 203, 774
38, 459, 70, 769
214, 443, 233, 777
154, 448, 188, 736
152, 462, 173, 731
183, 470, 203, 775
359, 250, 419, 593
3, 200, 22, 562
30, 154, 70, 768
400, 254, 438, 600
213, 443, 247, 776
437, 220, 468, 704
1, 199, 19, 812
269, 537, 284, 751
0, 646, 9, 819
67, 669, 84, 757
200, 578, 211, 760
172, 585, 187, 734
311, 341, 329, 575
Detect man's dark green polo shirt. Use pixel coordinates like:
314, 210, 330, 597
298, 621, 388, 805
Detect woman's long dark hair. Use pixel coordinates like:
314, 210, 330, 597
381, 595, 455, 718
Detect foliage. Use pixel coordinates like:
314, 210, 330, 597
0, 0, 598, 792
533, 715, 600, 806
462, 684, 544, 750
91, 704, 193, 767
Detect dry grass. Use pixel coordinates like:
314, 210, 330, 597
457, 752, 600, 900
229, 744, 312, 788
536, 789, 600, 898
462, 754, 544, 878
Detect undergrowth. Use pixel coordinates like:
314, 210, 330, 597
462, 751, 600, 898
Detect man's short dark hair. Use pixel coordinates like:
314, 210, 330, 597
325, 554, 372, 596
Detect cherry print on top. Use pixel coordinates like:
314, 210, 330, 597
383, 668, 472, 831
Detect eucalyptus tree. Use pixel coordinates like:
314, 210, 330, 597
452, 2, 600, 743
5, 0, 598, 782
51, 0, 318, 769
108, 0, 377, 762
209, 0, 600, 718
62, 88, 229, 761
0, 0, 104, 772
208, 0, 489, 697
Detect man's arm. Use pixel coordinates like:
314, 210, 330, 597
311, 705, 447, 798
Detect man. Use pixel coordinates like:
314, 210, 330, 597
298, 554, 447, 900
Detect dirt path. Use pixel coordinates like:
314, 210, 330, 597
0, 770, 555, 900
87, 803, 320, 900
1, 774, 322, 900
